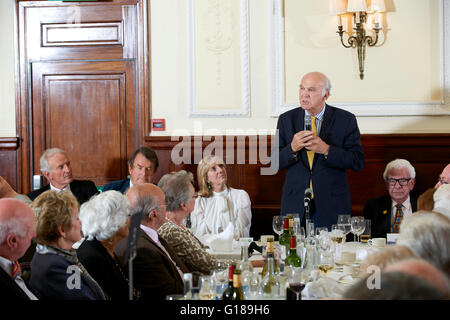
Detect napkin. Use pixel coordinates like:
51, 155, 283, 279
201, 223, 235, 252
301, 276, 348, 300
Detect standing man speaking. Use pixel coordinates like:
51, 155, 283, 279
273, 72, 364, 230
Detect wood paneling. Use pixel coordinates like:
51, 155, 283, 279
144, 134, 450, 239
0, 137, 19, 191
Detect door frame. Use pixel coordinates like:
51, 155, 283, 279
13, 0, 150, 193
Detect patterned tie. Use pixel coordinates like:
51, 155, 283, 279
306, 117, 317, 193
10, 261, 22, 279
392, 204, 404, 233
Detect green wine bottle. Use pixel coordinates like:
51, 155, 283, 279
285, 236, 301, 268
231, 269, 245, 300
278, 217, 290, 254
222, 264, 236, 300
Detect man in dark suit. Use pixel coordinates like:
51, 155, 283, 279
0, 198, 38, 300
114, 183, 189, 300
27, 148, 98, 205
363, 159, 417, 238
274, 71, 364, 230
102, 146, 159, 194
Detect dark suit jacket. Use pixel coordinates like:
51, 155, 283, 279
27, 179, 99, 205
275, 105, 364, 229
114, 228, 189, 300
29, 251, 105, 300
363, 194, 418, 238
77, 238, 130, 300
102, 179, 130, 194
0, 266, 32, 300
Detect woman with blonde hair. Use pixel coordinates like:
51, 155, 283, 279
28, 190, 105, 300
190, 155, 252, 243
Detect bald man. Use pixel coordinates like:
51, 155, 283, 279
0, 199, 38, 300
417, 163, 450, 211
384, 258, 449, 299
114, 183, 189, 300
273, 71, 364, 230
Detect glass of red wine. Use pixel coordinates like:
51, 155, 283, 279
288, 267, 306, 300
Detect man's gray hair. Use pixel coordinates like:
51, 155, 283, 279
433, 184, 450, 218
322, 76, 332, 97
129, 191, 159, 219
158, 170, 194, 212
383, 158, 416, 181
79, 190, 130, 241
397, 211, 450, 273
40, 148, 67, 173
0, 217, 28, 244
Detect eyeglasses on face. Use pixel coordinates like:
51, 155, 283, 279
437, 177, 448, 185
387, 178, 411, 186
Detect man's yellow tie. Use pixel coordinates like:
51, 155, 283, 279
307, 117, 317, 192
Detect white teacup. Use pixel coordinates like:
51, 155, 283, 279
367, 238, 386, 247
340, 251, 356, 264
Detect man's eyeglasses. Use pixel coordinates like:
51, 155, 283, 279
387, 178, 411, 186
437, 177, 448, 185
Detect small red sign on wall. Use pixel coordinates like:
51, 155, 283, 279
151, 119, 165, 131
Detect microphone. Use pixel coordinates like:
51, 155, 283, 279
304, 188, 313, 206
304, 115, 312, 131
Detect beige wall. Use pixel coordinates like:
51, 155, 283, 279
1, 0, 449, 138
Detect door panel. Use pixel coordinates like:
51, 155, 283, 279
31, 60, 136, 186
16, 0, 149, 193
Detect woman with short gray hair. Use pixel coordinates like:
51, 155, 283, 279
77, 190, 141, 300
158, 170, 218, 281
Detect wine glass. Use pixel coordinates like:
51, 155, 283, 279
337, 214, 351, 241
317, 251, 334, 276
351, 216, 366, 243
272, 215, 283, 240
287, 267, 305, 300
198, 275, 216, 300
212, 260, 229, 299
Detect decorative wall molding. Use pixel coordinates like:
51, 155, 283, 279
187, 0, 250, 117
270, 0, 450, 117
0, 137, 20, 150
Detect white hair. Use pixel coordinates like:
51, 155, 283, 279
322, 76, 332, 97
0, 217, 27, 244
40, 148, 67, 173
433, 184, 450, 218
397, 211, 450, 272
383, 158, 416, 181
79, 190, 130, 241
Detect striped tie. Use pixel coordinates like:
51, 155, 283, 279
10, 261, 21, 279
392, 204, 404, 233
306, 117, 317, 193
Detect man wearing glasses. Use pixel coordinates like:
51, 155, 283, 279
363, 159, 417, 239
417, 163, 450, 210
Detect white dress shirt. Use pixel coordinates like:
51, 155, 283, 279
0, 256, 38, 300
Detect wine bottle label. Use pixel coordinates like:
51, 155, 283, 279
266, 241, 274, 253
233, 274, 242, 288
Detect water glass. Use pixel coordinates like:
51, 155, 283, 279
351, 216, 365, 242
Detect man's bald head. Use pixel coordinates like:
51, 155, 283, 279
126, 183, 166, 230
436, 163, 450, 189
384, 258, 449, 298
0, 198, 35, 261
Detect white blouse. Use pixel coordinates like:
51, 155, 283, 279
190, 188, 252, 242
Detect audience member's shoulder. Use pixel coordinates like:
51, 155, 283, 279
102, 179, 127, 192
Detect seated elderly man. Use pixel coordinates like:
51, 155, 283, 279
363, 159, 417, 238
114, 183, 189, 300
27, 148, 98, 205
397, 210, 450, 275
102, 146, 159, 193
432, 184, 450, 218
417, 163, 450, 210
0, 198, 37, 300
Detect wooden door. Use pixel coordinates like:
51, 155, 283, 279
30, 60, 136, 186
15, 0, 149, 192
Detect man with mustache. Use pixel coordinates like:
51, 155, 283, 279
27, 148, 99, 205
